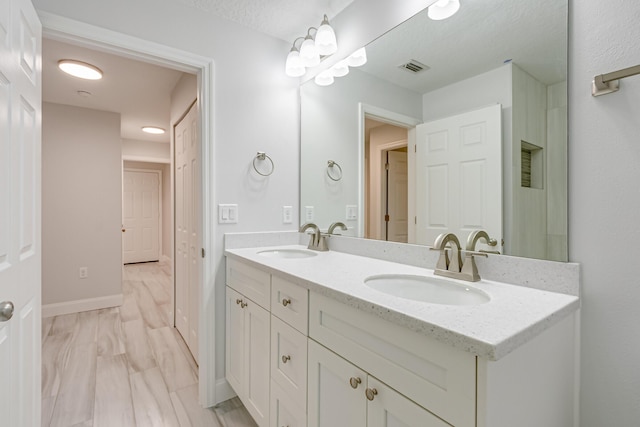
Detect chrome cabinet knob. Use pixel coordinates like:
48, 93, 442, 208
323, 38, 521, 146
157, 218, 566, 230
282, 355, 291, 364
365, 388, 378, 401
282, 298, 291, 307
0, 301, 14, 322
349, 377, 362, 389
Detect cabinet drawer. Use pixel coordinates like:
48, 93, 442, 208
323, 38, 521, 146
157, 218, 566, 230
309, 292, 476, 427
270, 316, 307, 408
270, 381, 306, 427
271, 275, 309, 334
227, 258, 271, 309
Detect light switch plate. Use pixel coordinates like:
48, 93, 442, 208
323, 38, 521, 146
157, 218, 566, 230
218, 204, 238, 224
305, 206, 314, 222
346, 205, 357, 220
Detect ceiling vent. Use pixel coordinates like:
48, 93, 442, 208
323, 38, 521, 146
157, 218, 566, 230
398, 59, 430, 74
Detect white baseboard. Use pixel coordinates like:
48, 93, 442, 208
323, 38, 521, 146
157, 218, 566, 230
215, 378, 236, 404
42, 294, 123, 318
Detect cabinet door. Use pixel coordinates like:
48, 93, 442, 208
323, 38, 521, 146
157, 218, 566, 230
308, 340, 367, 427
270, 380, 306, 427
226, 287, 245, 395
367, 377, 451, 427
244, 299, 271, 426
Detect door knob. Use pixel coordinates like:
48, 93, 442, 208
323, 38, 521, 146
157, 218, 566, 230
122, 228, 126, 232
0, 301, 14, 322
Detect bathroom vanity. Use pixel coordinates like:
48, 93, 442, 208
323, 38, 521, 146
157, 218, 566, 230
224, 239, 579, 427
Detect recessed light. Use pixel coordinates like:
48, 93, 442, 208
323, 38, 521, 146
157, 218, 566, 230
142, 126, 165, 135
58, 60, 103, 80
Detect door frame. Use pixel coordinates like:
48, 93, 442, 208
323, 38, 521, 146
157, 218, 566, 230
358, 103, 421, 240
40, 12, 217, 406
122, 167, 163, 263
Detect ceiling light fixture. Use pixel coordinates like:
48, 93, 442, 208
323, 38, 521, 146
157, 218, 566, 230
427, 0, 461, 21
142, 126, 165, 135
285, 13, 338, 78
58, 59, 103, 80
346, 47, 367, 67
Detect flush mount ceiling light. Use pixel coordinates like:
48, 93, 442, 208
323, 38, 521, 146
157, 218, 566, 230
285, 13, 339, 78
58, 59, 103, 80
142, 126, 165, 135
428, 0, 461, 20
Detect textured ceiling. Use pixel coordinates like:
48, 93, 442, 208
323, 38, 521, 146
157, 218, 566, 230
172, 0, 355, 42
360, 0, 567, 94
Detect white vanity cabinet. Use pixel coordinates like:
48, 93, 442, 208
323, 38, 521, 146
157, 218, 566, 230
308, 339, 450, 427
226, 259, 272, 426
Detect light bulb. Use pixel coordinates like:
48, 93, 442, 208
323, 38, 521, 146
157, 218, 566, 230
346, 47, 367, 67
427, 0, 460, 20
300, 36, 320, 67
285, 49, 305, 77
315, 16, 337, 56
315, 70, 334, 86
331, 60, 349, 77
58, 60, 103, 80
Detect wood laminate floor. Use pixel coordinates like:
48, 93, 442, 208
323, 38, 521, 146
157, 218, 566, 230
42, 261, 258, 427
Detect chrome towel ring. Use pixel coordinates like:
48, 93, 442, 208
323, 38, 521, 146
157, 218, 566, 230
327, 160, 342, 181
253, 151, 274, 176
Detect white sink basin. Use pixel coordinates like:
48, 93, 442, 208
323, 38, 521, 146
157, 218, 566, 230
364, 274, 490, 306
257, 249, 317, 259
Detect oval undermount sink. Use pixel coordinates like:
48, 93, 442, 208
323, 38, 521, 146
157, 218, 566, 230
364, 274, 490, 306
257, 249, 317, 259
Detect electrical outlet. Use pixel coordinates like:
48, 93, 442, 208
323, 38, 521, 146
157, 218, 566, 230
79, 267, 88, 279
282, 206, 293, 224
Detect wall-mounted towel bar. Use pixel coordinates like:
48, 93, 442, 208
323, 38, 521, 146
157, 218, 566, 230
592, 64, 640, 96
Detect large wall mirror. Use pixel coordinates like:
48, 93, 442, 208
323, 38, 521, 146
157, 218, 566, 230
300, 0, 568, 261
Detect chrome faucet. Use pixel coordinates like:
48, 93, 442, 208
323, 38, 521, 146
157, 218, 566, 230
299, 222, 328, 251
431, 231, 496, 282
328, 222, 347, 235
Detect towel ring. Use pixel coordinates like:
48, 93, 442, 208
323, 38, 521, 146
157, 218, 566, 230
253, 152, 274, 176
327, 160, 343, 181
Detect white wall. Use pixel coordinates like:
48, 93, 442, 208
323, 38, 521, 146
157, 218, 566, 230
123, 161, 172, 261
301, 68, 422, 234
570, 0, 640, 425
42, 103, 122, 307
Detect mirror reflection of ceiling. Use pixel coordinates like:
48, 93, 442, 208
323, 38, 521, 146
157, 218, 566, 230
360, 0, 567, 94
171, 0, 355, 42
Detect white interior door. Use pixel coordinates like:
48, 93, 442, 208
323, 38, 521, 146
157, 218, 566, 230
122, 170, 160, 264
386, 150, 408, 243
415, 104, 502, 249
175, 101, 200, 362
0, 0, 42, 425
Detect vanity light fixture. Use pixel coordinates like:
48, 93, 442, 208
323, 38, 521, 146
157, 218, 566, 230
141, 126, 165, 135
428, 0, 460, 20
58, 59, 103, 80
331, 59, 350, 78
314, 69, 335, 86
285, 13, 338, 77
346, 47, 367, 67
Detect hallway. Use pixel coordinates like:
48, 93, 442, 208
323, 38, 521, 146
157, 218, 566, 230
41, 261, 256, 427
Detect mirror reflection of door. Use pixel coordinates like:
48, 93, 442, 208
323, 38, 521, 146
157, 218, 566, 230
365, 118, 408, 242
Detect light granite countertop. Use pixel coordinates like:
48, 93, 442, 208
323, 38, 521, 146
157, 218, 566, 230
225, 244, 580, 361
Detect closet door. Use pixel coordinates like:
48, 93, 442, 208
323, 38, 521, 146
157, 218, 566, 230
174, 101, 200, 362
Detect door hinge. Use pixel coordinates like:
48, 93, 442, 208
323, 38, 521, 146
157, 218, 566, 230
201, 248, 205, 258
384, 214, 390, 222
385, 162, 389, 171
414, 145, 417, 153
414, 216, 417, 225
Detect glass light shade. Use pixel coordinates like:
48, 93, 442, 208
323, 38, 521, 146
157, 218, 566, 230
315, 19, 337, 56
331, 60, 349, 77
300, 36, 320, 67
314, 70, 334, 86
346, 47, 367, 67
427, 0, 460, 20
58, 60, 103, 80
285, 49, 306, 77
142, 126, 165, 134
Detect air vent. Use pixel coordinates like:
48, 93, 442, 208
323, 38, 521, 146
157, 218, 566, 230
398, 59, 430, 74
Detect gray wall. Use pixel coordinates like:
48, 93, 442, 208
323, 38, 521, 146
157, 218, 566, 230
570, 0, 640, 424
42, 103, 122, 305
